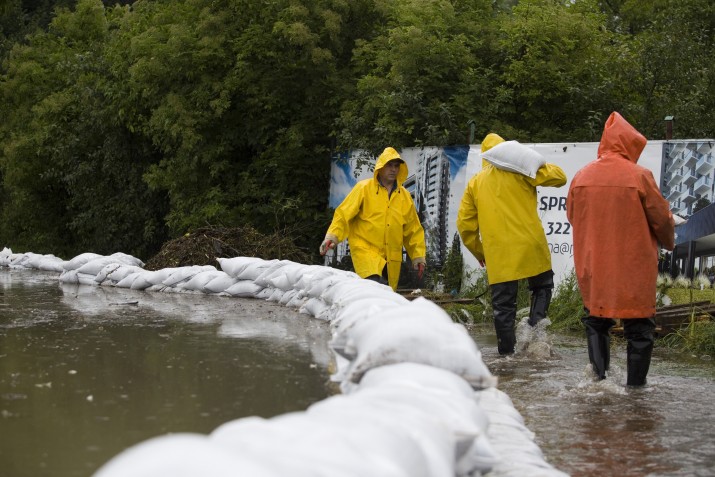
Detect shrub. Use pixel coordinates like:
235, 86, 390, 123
548, 269, 584, 332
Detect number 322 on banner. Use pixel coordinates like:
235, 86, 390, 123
545, 221, 571, 236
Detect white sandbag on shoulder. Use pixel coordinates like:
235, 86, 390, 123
202, 272, 238, 294
286, 293, 308, 308
223, 280, 264, 298
339, 298, 496, 389
481, 140, 546, 179
62, 252, 103, 271
255, 287, 274, 300
92, 433, 279, 477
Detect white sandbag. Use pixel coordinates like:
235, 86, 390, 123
265, 262, 305, 290
340, 299, 496, 389
223, 280, 264, 298
456, 435, 501, 476
202, 273, 238, 294
62, 252, 103, 271
308, 393, 457, 477
233, 259, 279, 281
108, 252, 144, 268
255, 287, 274, 300
253, 260, 293, 287
162, 265, 216, 287
481, 140, 546, 179
92, 433, 278, 477
77, 253, 145, 277
59, 269, 79, 284
299, 297, 330, 319
216, 257, 266, 280
211, 414, 415, 477
0, 247, 12, 266
177, 270, 223, 292
278, 289, 299, 305
352, 362, 477, 402
97, 264, 144, 285
26, 253, 64, 272
266, 288, 285, 303
286, 293, 308, 308
9, 253, 32, 268
328, 283, 408, 308
115, 271, 142, 288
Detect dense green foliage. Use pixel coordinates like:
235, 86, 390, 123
1, 0, 714, 260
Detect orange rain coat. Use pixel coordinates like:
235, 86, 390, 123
457, 134, 567, 285
325, 147, 426, 290
566, 112, 675, 319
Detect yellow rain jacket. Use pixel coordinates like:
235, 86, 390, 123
325, 147, 426, 290
457, 134, 567, 285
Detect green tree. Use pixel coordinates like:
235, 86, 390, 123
0, 0, 167, 258
443, 232, 464, 295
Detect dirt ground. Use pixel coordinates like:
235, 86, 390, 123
144, 225, 311, 270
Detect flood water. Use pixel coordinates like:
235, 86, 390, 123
1, 269, 715, 477
0, 269, 334, 477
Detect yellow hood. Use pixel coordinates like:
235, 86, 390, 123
480, 133, 505, 167
374, 147, 408, 185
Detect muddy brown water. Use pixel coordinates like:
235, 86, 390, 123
1, 269, 715, 477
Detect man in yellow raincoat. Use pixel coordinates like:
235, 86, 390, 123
320, 147, 426, 290
457, 133, 567, 355
567, 112, 674, 385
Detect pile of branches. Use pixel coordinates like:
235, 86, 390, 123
144, 225, 311, 271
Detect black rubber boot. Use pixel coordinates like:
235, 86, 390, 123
528, 271, 554, 327
624, 318, 656, 387
582, 316, 615, 380
491, 281, 518, 355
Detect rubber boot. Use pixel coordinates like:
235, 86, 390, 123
582, 316, 615, 380
624, 318, 655, 387
528, 287, 552, 327
527, 270, 554, 326
491, 281, 518, 355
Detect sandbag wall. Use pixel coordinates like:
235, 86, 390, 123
0, 248, 568, 477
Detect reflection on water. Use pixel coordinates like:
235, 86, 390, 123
0, 269, 333, 477
473, 325, 715, 477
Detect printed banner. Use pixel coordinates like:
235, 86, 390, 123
328, 142, 665, 287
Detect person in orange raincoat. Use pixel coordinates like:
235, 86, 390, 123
457, 133, 567, 355
567, 111, 675, 386
319, 147, 426, 290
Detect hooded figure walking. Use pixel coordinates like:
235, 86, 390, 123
457, 133, 567, 355
320, 147, 426, 291
567, 112, 675, 386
